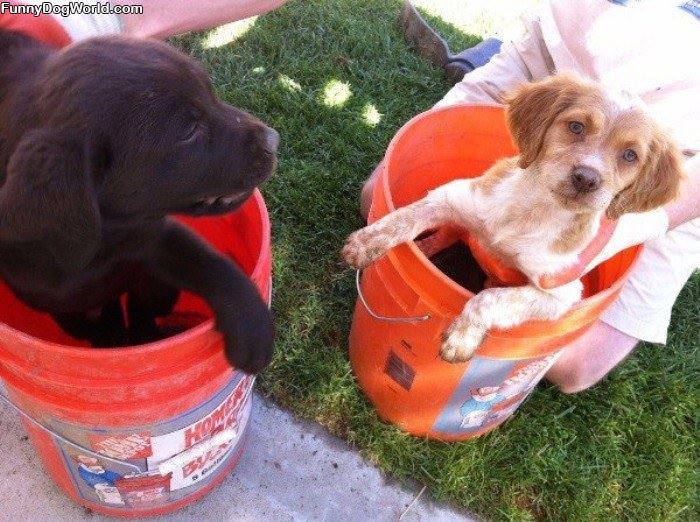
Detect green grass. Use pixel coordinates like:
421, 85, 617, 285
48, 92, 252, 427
174, 1, 699, 519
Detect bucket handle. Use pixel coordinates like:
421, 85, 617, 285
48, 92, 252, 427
0, 385, 250, 478
355, 270, 430, 323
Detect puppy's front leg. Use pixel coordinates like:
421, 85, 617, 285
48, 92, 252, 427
343, 179, 475, 268
147, 219, 273, 373
441, 281, 583, 362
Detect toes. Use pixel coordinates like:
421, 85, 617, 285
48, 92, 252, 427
341, 238, 364, 268
224, 334, 274, 374
440, 339, 458, 362
440, 338, 474, 363
341, 233, 366, 268
439, 325, 484, 363
342, 231, 383, 268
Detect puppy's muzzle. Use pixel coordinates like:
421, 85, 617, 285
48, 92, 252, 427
570, 166, 601, 193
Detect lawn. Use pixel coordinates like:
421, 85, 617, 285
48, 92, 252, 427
175, 1, 698, 520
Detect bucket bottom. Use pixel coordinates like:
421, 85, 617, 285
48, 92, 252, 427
13, 374, 255, 518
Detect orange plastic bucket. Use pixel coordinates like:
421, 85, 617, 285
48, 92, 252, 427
349, 106, 642, 440
0, 190, 271, 517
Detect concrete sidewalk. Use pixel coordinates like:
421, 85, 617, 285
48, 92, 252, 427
0, 394, 472, 521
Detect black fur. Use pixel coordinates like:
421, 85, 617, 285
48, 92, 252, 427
0, 31, 277, 373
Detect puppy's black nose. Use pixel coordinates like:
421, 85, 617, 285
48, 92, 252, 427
263, 127, 279, 153
571, 166, 601, 192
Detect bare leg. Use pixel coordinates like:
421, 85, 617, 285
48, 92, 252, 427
116, 0, 289, 39
665, 154, 700, 229
545, 320, 638, 393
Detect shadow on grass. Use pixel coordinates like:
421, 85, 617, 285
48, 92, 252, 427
417, 8, 483, 53
172, 2, 698, 520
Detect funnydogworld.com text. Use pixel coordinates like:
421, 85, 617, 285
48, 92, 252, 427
0, 2, 143, 17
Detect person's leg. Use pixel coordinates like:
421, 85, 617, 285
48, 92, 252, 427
545, 321, 638, 394
116, 0, 288, 39
666, 155, 700, 229
549, 213, 700, 393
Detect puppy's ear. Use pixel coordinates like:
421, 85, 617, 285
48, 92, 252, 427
506, 74, 591, 168
606, 136, 685, 220
0, 129, 102, 271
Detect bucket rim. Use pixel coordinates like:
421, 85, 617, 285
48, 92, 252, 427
377, 104, 643, 325
0, 189, 271, 357
380, 104, 506, 306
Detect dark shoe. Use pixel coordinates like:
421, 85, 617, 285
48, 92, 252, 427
398, 0, 451, 67
444, 37, 503, 84
398, 1, 502, 86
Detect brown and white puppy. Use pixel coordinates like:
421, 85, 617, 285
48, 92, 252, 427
343, 74, 684, 362
0, 31, 278, 372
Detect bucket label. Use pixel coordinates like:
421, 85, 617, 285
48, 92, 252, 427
431, 354, 558, 436
49, 373, 254, 509
146, 374, 251, 490
89, 432, 153, 460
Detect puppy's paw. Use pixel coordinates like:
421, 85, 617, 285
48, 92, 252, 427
439, 319, 485, 363
341, 228, 388, 268
218, 297, 275, 374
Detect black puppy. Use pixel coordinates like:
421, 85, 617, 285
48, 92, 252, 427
0, 31, 278, 373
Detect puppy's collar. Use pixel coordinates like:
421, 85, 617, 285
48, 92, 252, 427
0, 1, 72, 48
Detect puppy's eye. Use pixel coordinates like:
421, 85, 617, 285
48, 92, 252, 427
622, 149, 638, 162
568, 121, 585, 135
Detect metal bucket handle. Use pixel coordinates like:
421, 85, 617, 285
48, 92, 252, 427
355, 269, 430, 323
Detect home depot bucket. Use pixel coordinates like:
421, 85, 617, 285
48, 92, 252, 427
0, 190, 271, 517
349, 106, 642, 441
